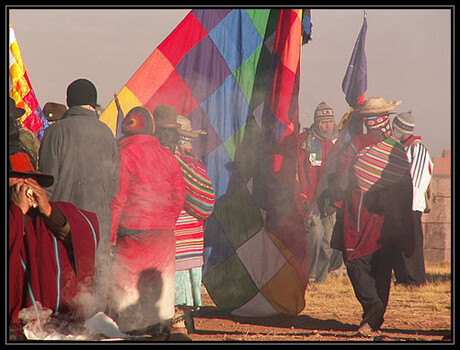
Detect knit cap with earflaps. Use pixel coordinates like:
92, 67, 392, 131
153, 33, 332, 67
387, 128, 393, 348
392, 111, 415, 139
314, 101, 335, 122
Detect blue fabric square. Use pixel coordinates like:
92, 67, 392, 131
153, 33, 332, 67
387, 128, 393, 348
201, 74, 249, 144
209, 9, 263, 72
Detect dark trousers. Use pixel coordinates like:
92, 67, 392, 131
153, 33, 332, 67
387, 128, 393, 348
345, 245, 395, 330
393, 211, 426, 286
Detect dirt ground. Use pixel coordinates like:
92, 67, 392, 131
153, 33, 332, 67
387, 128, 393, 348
187, 296, 450, 343
9, 263, 451, 344
185, 266, 453, 343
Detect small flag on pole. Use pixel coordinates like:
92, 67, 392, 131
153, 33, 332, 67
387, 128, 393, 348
114, 93, 124, 139
9, 24, 48, 140
342, 12, 367, 108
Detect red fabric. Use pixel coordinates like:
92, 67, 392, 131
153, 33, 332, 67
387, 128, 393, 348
157, 12, 207, 67
337, 134, 383, 260
110, 229, 176, 331
402, 135, 422, 147
8, 202, 99, 325
111, 134, 185, 244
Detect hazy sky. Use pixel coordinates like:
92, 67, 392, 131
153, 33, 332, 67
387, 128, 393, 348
8, 7, 452, 157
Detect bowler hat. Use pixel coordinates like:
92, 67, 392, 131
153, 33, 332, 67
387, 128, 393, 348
9, 152, 54, 187
153, 105, 181, 128
9, 97, 25, 119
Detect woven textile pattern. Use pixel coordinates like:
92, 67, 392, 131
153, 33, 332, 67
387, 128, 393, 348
100, 9, 311, 316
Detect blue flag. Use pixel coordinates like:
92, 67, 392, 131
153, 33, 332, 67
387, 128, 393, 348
342, 13, 367, 107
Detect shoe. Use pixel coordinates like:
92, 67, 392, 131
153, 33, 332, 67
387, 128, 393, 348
362, 303, 384, 331
357, 322, 373, 336
183, 309, 195, 334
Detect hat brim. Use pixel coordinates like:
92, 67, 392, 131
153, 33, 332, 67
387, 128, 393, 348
9, 171, 54, 188
357, 110, 398, 117
157, 122, 182, 129
12, 107, 26, 119
178, 129, 206, 138
355, 101, 401, 117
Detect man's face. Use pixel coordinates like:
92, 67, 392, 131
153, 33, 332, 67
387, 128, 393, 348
318, 120, 335, 134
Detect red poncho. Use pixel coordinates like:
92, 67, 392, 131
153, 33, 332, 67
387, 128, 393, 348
9, 202, 99, 325
111, 134, 185, 244
332, 134, 414, 260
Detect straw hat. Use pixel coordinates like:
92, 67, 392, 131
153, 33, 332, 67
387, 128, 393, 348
177, 115, 206, 138
177, 115, 206, 149
354, 96, 402, 117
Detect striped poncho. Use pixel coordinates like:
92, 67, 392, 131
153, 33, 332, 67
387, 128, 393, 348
353, 136, 410, 193
175, 149, 215, 220
174, 148, 215, 271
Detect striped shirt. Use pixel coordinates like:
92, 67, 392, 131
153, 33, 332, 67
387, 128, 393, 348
403, 136, 433, 212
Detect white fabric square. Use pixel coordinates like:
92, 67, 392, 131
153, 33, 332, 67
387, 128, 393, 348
236, 228, 286, 289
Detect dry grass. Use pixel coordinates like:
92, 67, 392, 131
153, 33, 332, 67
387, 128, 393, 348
194, 261, 451, 342
302, 261, 452, 336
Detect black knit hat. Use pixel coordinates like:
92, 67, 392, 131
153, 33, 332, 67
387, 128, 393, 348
66, 78, 97, 108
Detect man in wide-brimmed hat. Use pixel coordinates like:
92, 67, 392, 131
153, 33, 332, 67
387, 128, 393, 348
330, 96, 414, 335
9, 97, 41, 167
43, 101, 68, 124
152, 104, 182, 151
8, 148, 99, 339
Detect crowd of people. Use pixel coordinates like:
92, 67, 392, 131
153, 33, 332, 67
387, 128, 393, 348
8, 77, 433, 340
8, 79, 214, 341
299, 97, 433, 335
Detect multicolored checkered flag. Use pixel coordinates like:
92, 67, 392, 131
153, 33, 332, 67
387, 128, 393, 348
101, 9, 310, 316
9, 25, 48, 140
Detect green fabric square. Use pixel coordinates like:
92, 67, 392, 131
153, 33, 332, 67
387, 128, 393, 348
203, 253, 259, 312
244, 9, 272, 39
232, 44, 262, 103
213, 186, 263, 249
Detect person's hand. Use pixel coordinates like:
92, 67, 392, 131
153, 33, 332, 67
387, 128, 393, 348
10, 180, 31, 215
24, 178, 52, 217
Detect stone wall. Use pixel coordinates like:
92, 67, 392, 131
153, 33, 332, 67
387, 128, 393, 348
422, 174, 451, 262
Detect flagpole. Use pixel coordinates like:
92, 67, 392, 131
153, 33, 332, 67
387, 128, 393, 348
114, 92, 121, 111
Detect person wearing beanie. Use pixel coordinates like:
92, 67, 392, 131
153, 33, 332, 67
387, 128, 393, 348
330, 97, 415, 335
38, 78, 120, 316
391, 111, 433, 286
298, 101, 339, 283
109, 106, 185, 336
66, 78, 98, 109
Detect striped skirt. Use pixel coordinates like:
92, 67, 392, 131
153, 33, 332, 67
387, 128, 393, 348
174, 210, 205, 271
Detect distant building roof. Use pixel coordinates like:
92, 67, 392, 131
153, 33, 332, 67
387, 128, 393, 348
433, 149, 451, 176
